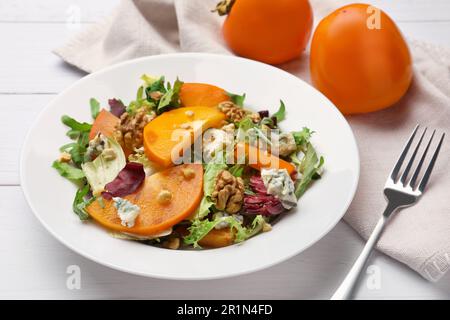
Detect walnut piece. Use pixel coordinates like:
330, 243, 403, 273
211, 170, 244, 214
114, 107, 155, 150
59, 152, 71, 163
162, 237, 180, 250
249, 112, 261, 123
218, 101, 246, 122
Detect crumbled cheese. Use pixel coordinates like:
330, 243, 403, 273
213, 212, 244, 230
86, 133, 108, 160
261, 168, 297, 209
113, 197, 140, 228
202, 128, 234, 161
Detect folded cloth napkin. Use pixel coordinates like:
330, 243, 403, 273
54, 0, 450, 281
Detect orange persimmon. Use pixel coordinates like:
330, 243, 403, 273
198, 228, 235, 248
310, 4, 412, 114
216, 0, 313, 64
89, 109, 119, 140
86, 164, 203, 236
143, 106, 226, 167
235, 142, 296, 175
176, 226, 235, 248
180, 83, 230, 108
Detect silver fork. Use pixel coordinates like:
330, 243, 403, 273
331, 125, 445, 300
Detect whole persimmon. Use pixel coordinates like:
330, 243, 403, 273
310, 4, 413, 114
214, 0, 313, 64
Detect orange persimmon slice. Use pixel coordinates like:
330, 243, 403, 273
86, 164, 203, 236
235, 142, 296, 175
180, 83, 230, 108
89, 109, 119, 140
143, 106, 226, 167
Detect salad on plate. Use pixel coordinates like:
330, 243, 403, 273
52, 75, 324, 249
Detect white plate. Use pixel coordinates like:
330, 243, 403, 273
21, 53, 359, 280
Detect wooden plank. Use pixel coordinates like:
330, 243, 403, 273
0, 0, 119, 22
0, 0, 449, 23
0, 23, 87, 94
0, 21, 449, 95
0, 94, 55, 185
0, 188, 448, 299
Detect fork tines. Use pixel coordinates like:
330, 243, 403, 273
390, 125, 445, 192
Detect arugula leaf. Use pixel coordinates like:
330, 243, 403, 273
184, 215, 265, 248
72, 184, 93, 220
52, 161, 85, 181
227, 92, 246, 107
90, 98, 100, 119
157, 78, 184, 113
140, 74, 159, 87
272, 100, 286, 123
127, 85, 155, 114
237, 117, 256, 131
145, 76, 167, 102
293, 143, 324, 198
61, 115, 92, 133
195, 160, 228, 219
260, 116, 277, 128
69, 142, 87, 166
229, 164, 244, 177
292, 127, 313, 147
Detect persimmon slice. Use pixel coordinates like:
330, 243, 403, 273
180, 83, 230, 108
89, 109, 119, 140
86, 164, 203, 236
143, 106, 226, 167
235, 142, 296, 175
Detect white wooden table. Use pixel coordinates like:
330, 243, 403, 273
1, 0, 449, 299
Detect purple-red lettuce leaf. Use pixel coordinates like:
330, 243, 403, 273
102, 162, 145, 199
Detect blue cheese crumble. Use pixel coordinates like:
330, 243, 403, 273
112, 197, 140, 228
261, 168, 297, 209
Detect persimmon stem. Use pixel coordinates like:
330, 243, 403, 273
212, 0, 236, 16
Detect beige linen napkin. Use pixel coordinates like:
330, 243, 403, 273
54, 0, 450, 281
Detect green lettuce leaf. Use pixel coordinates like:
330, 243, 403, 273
157, 78, 183, 113
227, 91, 246, 107
61, 115, 92, 133
81, 137, 126, 196
184, 215, 266, 248
195, 160, 228, 219
272, 100, 286, 123
292, 127, 313, 147
72, 184, 94, 220
293, 143, 324, 198
52, 161, 85, 181
228, 164, 244, 177
90, 98, 100, 119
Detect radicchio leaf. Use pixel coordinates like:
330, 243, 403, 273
102, 162, 145, 199
258, 110, 269, 118
243, 175, 285, 216
108, 98, 126, 117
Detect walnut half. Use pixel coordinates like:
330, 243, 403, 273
211, 170, 245, 214
114, 107, 155, 150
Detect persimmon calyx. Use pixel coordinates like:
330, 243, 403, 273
212, 0, 235, 16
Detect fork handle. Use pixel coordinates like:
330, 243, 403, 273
330, 204, 396, 300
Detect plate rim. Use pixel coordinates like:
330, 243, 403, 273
20, 52, 360, 280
